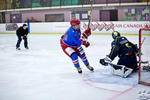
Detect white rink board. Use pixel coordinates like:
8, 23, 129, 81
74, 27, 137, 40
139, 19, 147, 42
0, 21, 150, 34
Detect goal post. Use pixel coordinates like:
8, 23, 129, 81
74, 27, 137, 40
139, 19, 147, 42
138, 27, 150, 86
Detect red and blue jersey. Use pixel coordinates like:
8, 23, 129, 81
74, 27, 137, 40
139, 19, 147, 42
61, 26, 82, 47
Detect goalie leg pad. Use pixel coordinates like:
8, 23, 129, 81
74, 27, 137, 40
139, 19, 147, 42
123, 67, 133, 77
111, 65, 133, 78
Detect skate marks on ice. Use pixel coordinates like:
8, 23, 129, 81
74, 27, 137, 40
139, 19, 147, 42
0, 44, 56, 59
83, 68, 150, 92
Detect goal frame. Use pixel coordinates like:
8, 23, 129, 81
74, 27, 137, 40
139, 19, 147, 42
138, 27, 150, 86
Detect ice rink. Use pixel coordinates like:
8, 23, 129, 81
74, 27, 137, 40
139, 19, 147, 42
0, 34, 150, 100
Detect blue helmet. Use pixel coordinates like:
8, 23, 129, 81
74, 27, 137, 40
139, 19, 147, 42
112, 31, 120, 39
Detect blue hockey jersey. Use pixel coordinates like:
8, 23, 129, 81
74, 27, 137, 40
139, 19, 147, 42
61, 26, 82, 47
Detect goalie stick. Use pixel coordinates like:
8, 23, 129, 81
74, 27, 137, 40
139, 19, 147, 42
141, 37, 146, 47
103, 59, 150, 71
107, 62, 124, 69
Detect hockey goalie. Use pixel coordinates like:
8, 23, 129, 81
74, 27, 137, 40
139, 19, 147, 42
100, 31, 150, 78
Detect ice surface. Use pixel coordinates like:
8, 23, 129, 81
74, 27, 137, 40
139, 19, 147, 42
0, 34, 150, 100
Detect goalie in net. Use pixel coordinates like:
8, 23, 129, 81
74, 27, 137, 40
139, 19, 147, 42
100, 31, 150, 78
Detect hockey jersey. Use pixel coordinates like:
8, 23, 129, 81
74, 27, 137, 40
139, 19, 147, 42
61, 26, 82, 47
108, 36, 138, 60
16, 26, 28, 36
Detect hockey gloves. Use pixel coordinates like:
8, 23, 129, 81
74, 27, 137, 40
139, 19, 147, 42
82, 40, 90, 48
22, 35, 27, 39
100, 56, 112, 66
23, 36, 27, 39
82, 28, 91, 39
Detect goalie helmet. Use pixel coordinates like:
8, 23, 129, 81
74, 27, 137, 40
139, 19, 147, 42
70, 18, 80, 27
112, 31, 120, 39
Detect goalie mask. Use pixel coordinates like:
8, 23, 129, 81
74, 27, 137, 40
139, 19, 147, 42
112, 31, 120, 39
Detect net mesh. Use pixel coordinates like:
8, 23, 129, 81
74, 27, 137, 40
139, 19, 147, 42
139, 28, 150, 86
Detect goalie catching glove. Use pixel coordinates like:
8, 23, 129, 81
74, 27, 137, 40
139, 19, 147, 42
100, 55, 112, 66
82, 28, 91, 39
23, 36, 27, 39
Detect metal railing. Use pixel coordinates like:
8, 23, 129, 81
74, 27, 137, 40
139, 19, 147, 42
0, 0, 149, 10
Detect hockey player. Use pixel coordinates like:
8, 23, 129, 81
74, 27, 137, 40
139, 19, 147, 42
16, 24, 29, 50
100, 31, 138, 77
60, 18, 94, 73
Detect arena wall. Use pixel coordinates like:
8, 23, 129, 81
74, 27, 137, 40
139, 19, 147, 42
0, 21, 149, 35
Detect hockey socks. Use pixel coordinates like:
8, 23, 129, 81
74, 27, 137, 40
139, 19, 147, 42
79, 53, 89, 65
80, 54, 94, 71
71, 53, 79, 67
71, 53, 94, 73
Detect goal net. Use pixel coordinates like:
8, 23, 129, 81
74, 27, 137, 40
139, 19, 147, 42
138, 27, 150, 86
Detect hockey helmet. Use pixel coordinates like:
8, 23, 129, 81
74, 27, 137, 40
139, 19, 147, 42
112, 31, 120, 39
70, 18, 80, 27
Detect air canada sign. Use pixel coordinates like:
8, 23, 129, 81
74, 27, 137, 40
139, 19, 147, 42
116, 24, 143, 28
82, 22, 150, 33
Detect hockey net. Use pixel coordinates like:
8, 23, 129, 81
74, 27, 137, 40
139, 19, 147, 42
138, 27, 150, 86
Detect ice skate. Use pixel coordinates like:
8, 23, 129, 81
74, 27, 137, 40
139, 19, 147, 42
76, 67, 82, 74
142, 65, 150, 71
25, 47, 29, 50
86, 64, 94, 72
141, 61, 150, 71
16, 47, 21, 50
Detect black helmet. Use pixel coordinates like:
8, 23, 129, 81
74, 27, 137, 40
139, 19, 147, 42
23, 24, 27, 27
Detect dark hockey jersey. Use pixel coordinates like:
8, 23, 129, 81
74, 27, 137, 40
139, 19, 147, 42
16, 26, 28, 36
108, 36, 138, 60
